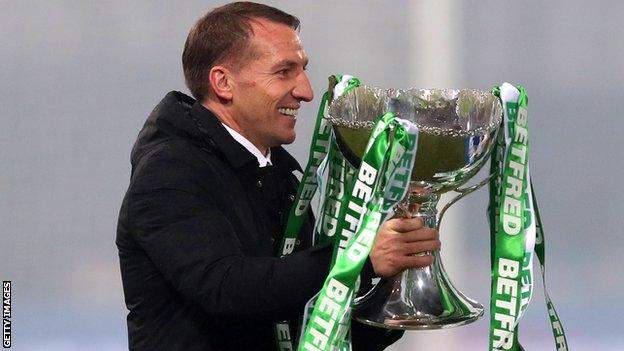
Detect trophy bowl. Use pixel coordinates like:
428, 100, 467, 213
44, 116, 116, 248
327, 85, 502, 330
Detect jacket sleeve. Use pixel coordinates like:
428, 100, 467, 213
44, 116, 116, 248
126, 150, 332, 320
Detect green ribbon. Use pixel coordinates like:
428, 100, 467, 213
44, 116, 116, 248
488, 83, 568, 350
532, 182, 569, 350
300, 136, 357, 351
299, 113, 418, 351
274, 75, 360, 351
316, 137, 357, 245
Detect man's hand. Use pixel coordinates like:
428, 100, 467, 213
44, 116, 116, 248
369, 217, 441, 278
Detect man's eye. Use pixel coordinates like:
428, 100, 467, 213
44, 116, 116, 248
276, 69, 290, 76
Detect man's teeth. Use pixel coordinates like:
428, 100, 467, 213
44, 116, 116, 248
278, 108, 298, 117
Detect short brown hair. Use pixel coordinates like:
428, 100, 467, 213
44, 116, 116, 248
182, 2, 300, 101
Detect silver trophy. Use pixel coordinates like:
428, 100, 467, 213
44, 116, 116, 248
327, 85, 502, 330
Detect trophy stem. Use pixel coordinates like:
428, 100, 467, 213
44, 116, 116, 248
354, 182, 483, 330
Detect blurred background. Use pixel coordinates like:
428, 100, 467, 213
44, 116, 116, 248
2, 0, 623, 349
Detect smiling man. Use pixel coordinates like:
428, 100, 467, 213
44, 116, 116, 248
203, 17, 311, 153
116, 2, 440, 351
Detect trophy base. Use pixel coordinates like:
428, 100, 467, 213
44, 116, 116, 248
353, 251, 484, 331
355, 307, 483, 330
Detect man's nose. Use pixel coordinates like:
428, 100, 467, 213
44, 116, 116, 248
292, 72, 314, 102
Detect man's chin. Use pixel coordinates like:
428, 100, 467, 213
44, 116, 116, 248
277, 133, 296, 146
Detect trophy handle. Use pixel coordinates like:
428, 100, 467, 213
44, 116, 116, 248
436, 172, 496, 230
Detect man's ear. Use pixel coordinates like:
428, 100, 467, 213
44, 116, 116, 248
208, 65, 233, 101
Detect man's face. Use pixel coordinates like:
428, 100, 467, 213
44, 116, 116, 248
228, 19, 313, 152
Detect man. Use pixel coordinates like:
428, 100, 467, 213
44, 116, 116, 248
116, 2, 440, 350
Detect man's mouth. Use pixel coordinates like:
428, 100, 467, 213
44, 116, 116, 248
278, 107, 298, 118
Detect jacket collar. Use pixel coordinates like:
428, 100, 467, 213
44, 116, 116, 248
189, 99, 302, 173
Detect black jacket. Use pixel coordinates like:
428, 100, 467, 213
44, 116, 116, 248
116, 91, 402, 350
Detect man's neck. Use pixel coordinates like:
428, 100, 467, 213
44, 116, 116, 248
201, 100, 269, 156
220, 123, 272, 167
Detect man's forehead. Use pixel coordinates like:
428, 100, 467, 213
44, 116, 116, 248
248, 18, 304, 53
249, 17, 299, 36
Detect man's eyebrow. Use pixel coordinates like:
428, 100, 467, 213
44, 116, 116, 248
272, 58, 309, 70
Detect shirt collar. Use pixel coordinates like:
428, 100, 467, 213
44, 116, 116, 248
189, 100, 302, 173
220, 123, 272, 167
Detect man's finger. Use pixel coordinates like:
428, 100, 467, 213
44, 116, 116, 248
400, 228, 439, 242
385, 217, 424, 232
402, 239, 441, 255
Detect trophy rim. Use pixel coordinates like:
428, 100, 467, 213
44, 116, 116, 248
327, 85, 503, 137
327, 84, 503, 193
